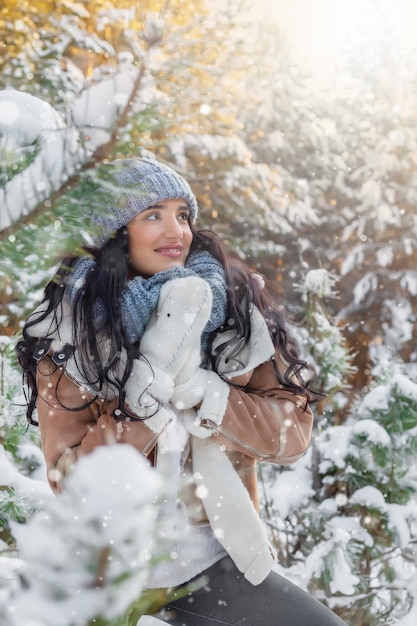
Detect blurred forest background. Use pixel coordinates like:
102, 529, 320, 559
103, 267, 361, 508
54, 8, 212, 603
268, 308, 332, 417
0, 1, 416, 625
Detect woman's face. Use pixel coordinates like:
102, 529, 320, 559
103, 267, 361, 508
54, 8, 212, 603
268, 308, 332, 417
126, 198, 193, 277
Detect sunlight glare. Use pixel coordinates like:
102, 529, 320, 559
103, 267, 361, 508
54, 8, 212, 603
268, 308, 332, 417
254, 0, 417, 84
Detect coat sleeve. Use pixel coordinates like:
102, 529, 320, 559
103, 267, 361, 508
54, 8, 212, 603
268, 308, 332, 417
200, 355, 314, 465
36, 357, 159, 492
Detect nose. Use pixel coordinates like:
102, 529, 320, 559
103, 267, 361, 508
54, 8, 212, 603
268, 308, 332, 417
165, 216, 184, 239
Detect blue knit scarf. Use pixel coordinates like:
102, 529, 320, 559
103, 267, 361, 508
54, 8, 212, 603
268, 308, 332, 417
66, 251, 227, 350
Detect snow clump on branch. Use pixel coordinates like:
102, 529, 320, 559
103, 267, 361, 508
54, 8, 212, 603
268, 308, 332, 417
4, 445, 168, 626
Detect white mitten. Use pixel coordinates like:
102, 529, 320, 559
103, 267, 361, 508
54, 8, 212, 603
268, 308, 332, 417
139, 276, 212, 379
172, 306, 275, 437
170, 328, 230, 434
173, 369, 230, 438
172, 368, 228, 410
125, 276, 213, 433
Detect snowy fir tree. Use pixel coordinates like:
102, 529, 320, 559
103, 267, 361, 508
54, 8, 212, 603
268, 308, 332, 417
260, 275, 417, 625
1, 1, 417, 624
3, 445, 183, 626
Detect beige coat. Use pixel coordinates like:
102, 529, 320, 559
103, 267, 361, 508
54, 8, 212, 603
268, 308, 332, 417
36, 352, 313, 506
35, 341, 314, 585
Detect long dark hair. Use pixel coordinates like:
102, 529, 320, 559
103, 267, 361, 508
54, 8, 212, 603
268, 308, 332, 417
17, 225, 315, 425
191, 229, 314, 397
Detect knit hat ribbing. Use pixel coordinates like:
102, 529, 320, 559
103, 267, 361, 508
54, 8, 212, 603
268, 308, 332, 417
95, 157, 198, 234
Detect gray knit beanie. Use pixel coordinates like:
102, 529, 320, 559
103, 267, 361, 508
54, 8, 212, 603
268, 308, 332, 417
95, 156, 198, 235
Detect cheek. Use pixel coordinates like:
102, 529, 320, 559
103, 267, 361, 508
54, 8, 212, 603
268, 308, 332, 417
127, 234, 138, 256
127, 226, 150, 252
184, 227, 193, 249
127, 234, 146, 268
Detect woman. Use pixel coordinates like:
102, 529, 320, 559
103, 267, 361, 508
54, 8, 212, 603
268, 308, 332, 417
17, 156, 346, 625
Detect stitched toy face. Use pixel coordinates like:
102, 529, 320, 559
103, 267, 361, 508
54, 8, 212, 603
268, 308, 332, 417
126, 198, 193, 277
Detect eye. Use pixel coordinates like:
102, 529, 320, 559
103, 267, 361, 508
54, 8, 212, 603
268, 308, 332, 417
145, 212, 160, 221
178, 211, 190, 221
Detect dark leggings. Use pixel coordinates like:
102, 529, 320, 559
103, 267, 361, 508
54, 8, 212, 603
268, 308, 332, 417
155, 556, 347, 625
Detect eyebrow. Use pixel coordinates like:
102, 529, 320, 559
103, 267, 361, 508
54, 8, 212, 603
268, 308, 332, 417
145, 202, 189, 211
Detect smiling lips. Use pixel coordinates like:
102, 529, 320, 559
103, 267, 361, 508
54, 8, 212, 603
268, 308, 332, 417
155, 245, 183, 258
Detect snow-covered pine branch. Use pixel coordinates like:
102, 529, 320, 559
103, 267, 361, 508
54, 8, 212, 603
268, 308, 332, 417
2, 445, 171, 626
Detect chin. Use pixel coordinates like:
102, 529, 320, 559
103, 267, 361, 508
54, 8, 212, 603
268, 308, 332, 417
162, 260, 185, 270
